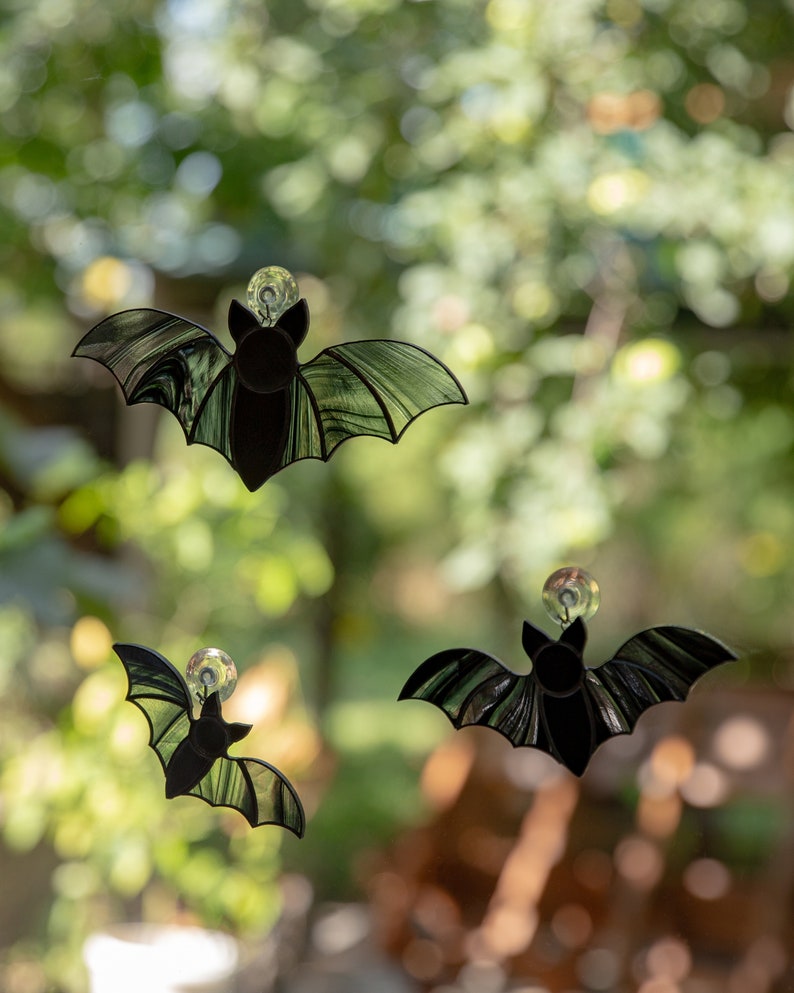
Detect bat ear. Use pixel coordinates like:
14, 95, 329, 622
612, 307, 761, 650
560, 616, 587, 654
522, 620, 551, 660
276, 298, 309, 348
228, 299, 261, 342
201, 691, 222, 716
227, 722, 252, 743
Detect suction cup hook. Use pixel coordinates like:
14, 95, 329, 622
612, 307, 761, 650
185, 647, 238, 705
542, 567, 600, 627
246, 266, 299, 326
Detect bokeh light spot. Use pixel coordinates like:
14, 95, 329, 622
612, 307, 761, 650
573, 848, 613, 891
614, 836, 664, 890
650, 735, 695, 787
712, 715, 770, 769
746, 935, 787, 979
679, 762, 729, 807
402, 939, 444, 981
637, 793, 682, 838
755, 269, 789, 302
421, 737, 475, 810
459, 960, 506, 993
645, 936, 691, 981
312, 905, 370, 955
551, 903, 592, 948
613, 339, 680, 384
692, 350, 731, 386
70, 616, 112, 670
485, 0, 531, 31
175, 151, 222, 196
80, 257, 134, 309
480, 904, 537, 957
685, 83, 725, 123
738, 532, 784, 578
576, 947, 621, 990
587, 168, 650, 214
638, 979, 681, 993
588, 89, 660, 133
683, 858, 732, 900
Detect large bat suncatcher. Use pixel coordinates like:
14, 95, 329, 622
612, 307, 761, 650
399, 569, 737, 775
73, 266, 467, 490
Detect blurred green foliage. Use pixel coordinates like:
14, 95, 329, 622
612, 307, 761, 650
2, 0, 794, 988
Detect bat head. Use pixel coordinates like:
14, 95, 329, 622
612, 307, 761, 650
522, 617, 587, 698
191, 692, 252, 758
229, 298, 310, 394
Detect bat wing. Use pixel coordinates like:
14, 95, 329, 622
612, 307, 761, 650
399, 648, 551, 751
187, 755, 305, 836
584, 626, 738, 743
73, 309, 235, 458
280, 339, 467, 470
113, 642, 193, 776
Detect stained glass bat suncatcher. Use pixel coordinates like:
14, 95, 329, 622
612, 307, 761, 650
114, 642, 305, 835
73, 266, 468, 491
399, 568, 738, 776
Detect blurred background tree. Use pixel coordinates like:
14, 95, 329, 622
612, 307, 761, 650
2, 0, 794, 990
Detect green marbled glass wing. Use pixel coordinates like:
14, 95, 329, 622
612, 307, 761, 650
73, 309, 232, 441
291, 339, 467, 463
188, 756, 305, 836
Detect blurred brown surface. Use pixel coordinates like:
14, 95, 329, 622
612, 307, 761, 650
365, 687, 794, 993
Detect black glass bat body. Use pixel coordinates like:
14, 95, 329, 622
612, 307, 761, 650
73, 297, 468, 491
399, 618, 737, 775
114, 642, 305, 835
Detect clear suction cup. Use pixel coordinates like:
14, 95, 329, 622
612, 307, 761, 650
542, 567, 600, 626
185, 647, 238, 705
246, 266, 299, 325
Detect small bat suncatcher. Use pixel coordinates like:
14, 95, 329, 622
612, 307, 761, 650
73, 267, 468, 491
114, 642, 305, 835
399, 615, 737, 776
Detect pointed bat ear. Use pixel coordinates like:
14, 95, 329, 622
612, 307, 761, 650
228, 299, 261, 342
201, 691, 223, 716
227, 722, 252, 743
276, 298, 309, 348
560, 616, 587, 654
522, 620, 552, 660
